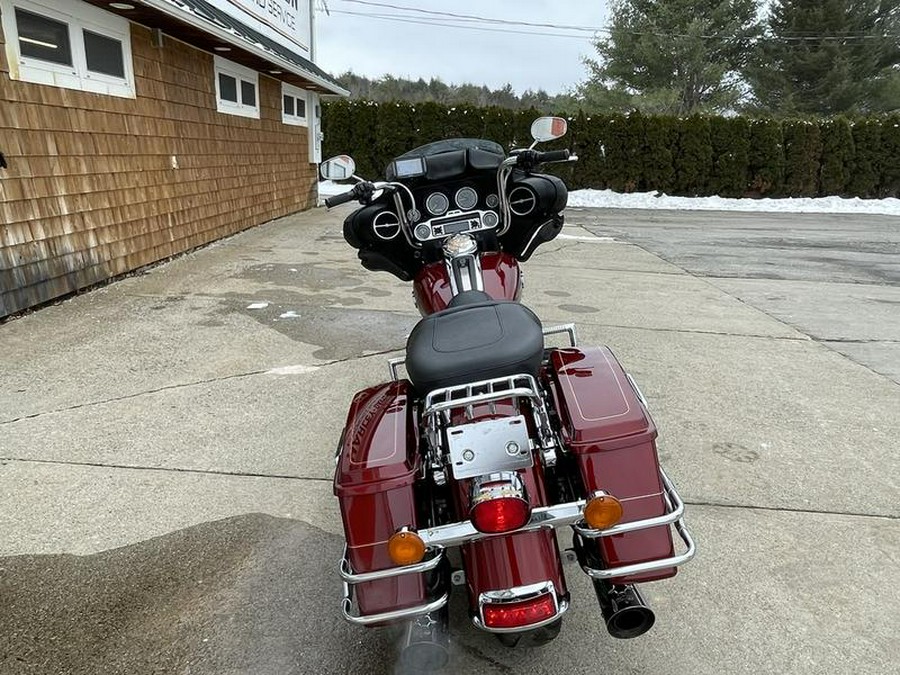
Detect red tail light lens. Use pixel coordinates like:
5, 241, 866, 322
470, 496, 530, 533
483, 593, 558, 629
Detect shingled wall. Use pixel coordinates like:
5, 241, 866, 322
0, 21, 317, 318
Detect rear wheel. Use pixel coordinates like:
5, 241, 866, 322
494, 618, 562, 648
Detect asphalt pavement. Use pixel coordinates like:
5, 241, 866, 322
1, 205, 897, 674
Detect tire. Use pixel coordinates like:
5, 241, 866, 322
494, 618, 562, 648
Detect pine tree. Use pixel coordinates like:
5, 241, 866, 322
583, 0, 759, 115
747, 1, 900, 115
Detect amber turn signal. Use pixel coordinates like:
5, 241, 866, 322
584, 492, 624, 530
388, 529, 426, 566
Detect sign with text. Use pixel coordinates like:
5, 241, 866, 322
206, 0, 311, 54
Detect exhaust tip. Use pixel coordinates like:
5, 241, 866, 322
606, 604, 655, 639
594, 581, 656, 640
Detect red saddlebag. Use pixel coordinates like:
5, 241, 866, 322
547, 347, 676, 584
333, 380, 427, 617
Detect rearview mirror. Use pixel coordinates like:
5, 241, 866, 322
530, 117, 567, 143
320, 155, 356, 181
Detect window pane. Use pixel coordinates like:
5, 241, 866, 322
283, 94, 294, 116
241, 80, 256, 107
15, 8, 72, 66
296, 97, 306, 118
219, 73, 237, 102
84, 30, 125, 78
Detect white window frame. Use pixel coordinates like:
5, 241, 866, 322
0, 0, 135, 98
281, 82, 308, 127
214, 55, 259, 119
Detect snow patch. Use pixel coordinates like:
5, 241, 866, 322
557, 233, 617, 242
568, 189, 900, 215
279, 311, 301, 319
265, 364, 319, 376
246, 302, 269, 310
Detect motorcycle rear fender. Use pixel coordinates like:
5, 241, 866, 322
451, 459, 569, 625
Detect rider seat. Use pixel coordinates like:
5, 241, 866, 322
405, 292, 545, 394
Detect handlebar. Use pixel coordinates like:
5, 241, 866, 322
324, 189, 359, 208
533, 149, 570, 163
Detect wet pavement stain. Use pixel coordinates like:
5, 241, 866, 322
234, 301, 418, 360
0, 516, 397, 675
558, 304, 600, 314
235, 263, 365, 292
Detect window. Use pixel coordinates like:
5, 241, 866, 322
0, 0, 135, 98
282, 83, 308, 126
214, 56, 259, 118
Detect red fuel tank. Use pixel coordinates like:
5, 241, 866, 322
333, 380, 426, 616
413, 252, 522, 316
546, 347, 676, 584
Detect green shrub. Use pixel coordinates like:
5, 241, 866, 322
783, 120, 822, 197
675, 115, 713, 196
709, 117, 751, 197
847, 119, 882, 198
818, 117, 855, 196
747, 119, 785, 196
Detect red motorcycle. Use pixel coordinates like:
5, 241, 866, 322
322, 117, 695, 671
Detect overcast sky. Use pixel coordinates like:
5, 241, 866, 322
315, 0, 610, 95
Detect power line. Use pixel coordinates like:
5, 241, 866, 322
328, 0, 898, 42
328, 9, 597, 40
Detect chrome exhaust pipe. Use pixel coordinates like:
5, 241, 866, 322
398, 607, 450, 673
593, 580, 656, 639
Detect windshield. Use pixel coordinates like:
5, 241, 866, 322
396, 138, 505, 160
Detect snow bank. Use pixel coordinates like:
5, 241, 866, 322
568, 189, 900, 216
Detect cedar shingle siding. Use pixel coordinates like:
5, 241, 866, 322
0, 21, 317, 318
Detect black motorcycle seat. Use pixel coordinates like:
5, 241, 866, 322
448, 290, 492, 307
405, 299, 545, 394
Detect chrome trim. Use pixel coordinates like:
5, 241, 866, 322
388, 357, 406, 381
508, 186, 536, 217
372, 210, 401, 241
455, 186, 479, 211
339, 546, 445, 584
473, 581, 568, 634
470, 471, 529, 512
542, 323, 578, 347
423, 374, 544, 417
572, 468, 684, 538
420, 500, 587, 549
581, 518, 696, 581
578, 469, 697, 580
626, 372, 649, 409
426, 191, 450, 216
341, 590, 450, 626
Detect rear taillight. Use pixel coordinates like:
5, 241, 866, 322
469, 472, 531, 534
482, 593, 558, 629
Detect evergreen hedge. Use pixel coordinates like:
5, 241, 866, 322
322, 100, 900, 198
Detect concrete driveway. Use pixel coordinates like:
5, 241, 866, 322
1, 205, 897, 675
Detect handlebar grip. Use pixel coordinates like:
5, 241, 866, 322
324, 189, 357, 208
535, 149, 571, 163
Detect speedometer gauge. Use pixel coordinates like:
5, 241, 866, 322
455, 187, 478, 211
425, 192, 449, 216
